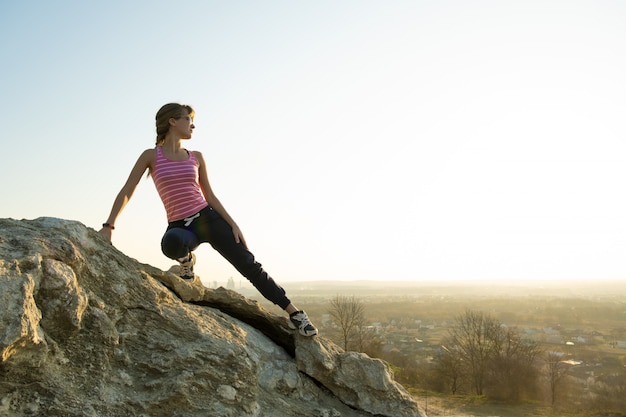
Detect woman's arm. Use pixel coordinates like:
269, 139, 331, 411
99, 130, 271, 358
99, 149, 154, 241
195, 151, 248, 248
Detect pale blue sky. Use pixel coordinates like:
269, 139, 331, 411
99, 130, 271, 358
2, 1, 625, 284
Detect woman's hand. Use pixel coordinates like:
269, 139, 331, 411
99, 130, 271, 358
231, 224, 247, 249
98, 227, 113, 242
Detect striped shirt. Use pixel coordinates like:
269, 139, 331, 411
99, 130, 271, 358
152, 146, 209, 222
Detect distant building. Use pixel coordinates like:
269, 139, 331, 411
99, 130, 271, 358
227, 277, 236, 290
545, 334, 564, 344
523, 328, 537, 336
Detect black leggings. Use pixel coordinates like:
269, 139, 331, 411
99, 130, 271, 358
161, 206, 291, 309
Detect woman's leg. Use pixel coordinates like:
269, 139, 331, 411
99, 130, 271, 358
202, 215, 292, 310
188, 208, 318, 335
161, 227, 199, 260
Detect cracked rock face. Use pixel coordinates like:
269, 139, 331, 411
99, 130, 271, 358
0, 217, 425, 417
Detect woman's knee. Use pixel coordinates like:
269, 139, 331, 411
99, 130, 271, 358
161, 228, 194, 260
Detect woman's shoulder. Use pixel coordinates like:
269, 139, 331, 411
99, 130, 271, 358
190, 149, 205, 161
137, 148, 157, 164
141, 148, 157, 158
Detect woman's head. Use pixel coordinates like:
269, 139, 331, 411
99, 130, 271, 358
155, 103, 195, 145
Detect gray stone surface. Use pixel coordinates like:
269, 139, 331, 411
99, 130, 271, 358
0, 217, 425, 417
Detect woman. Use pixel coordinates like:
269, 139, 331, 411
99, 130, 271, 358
99, 103, 317, 337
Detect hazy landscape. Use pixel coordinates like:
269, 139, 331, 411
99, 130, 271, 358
228, 279, 626, 417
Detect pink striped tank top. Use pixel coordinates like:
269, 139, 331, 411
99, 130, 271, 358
152, 146, 209, 222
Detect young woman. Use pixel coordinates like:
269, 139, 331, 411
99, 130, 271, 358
99, 103, 317, 336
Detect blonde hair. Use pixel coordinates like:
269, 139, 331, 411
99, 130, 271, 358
155, 103, 195, 145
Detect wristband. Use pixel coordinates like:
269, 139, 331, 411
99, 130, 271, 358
102, 223, 115, 230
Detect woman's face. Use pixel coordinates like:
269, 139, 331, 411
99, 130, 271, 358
171, 113, 195, 139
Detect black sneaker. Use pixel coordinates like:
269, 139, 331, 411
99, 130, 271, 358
178, 253, 196, 280
289, 310, 318, 336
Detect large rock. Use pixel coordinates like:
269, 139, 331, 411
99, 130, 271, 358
0, 217, 425, 417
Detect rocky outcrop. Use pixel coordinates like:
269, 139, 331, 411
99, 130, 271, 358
0, 217, 425, 417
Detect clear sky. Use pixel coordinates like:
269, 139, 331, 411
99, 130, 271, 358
2, 1, 625, 285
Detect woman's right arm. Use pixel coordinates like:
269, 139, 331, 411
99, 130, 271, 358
98, 149, 154, 241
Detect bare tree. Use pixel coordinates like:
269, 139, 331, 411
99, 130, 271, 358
488, 327, 541, 401
546, 351, 569, 406
348, 310, 367, 351
328, 295, 366, 351
434, 344, 464, 394
447, 309, 501, 395
433, 310, 542, 402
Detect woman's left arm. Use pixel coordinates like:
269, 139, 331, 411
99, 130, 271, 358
195, 151, 248, 248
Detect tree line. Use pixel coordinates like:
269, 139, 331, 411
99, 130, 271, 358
432, 309, 540, 401
326, 296, 626, 414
